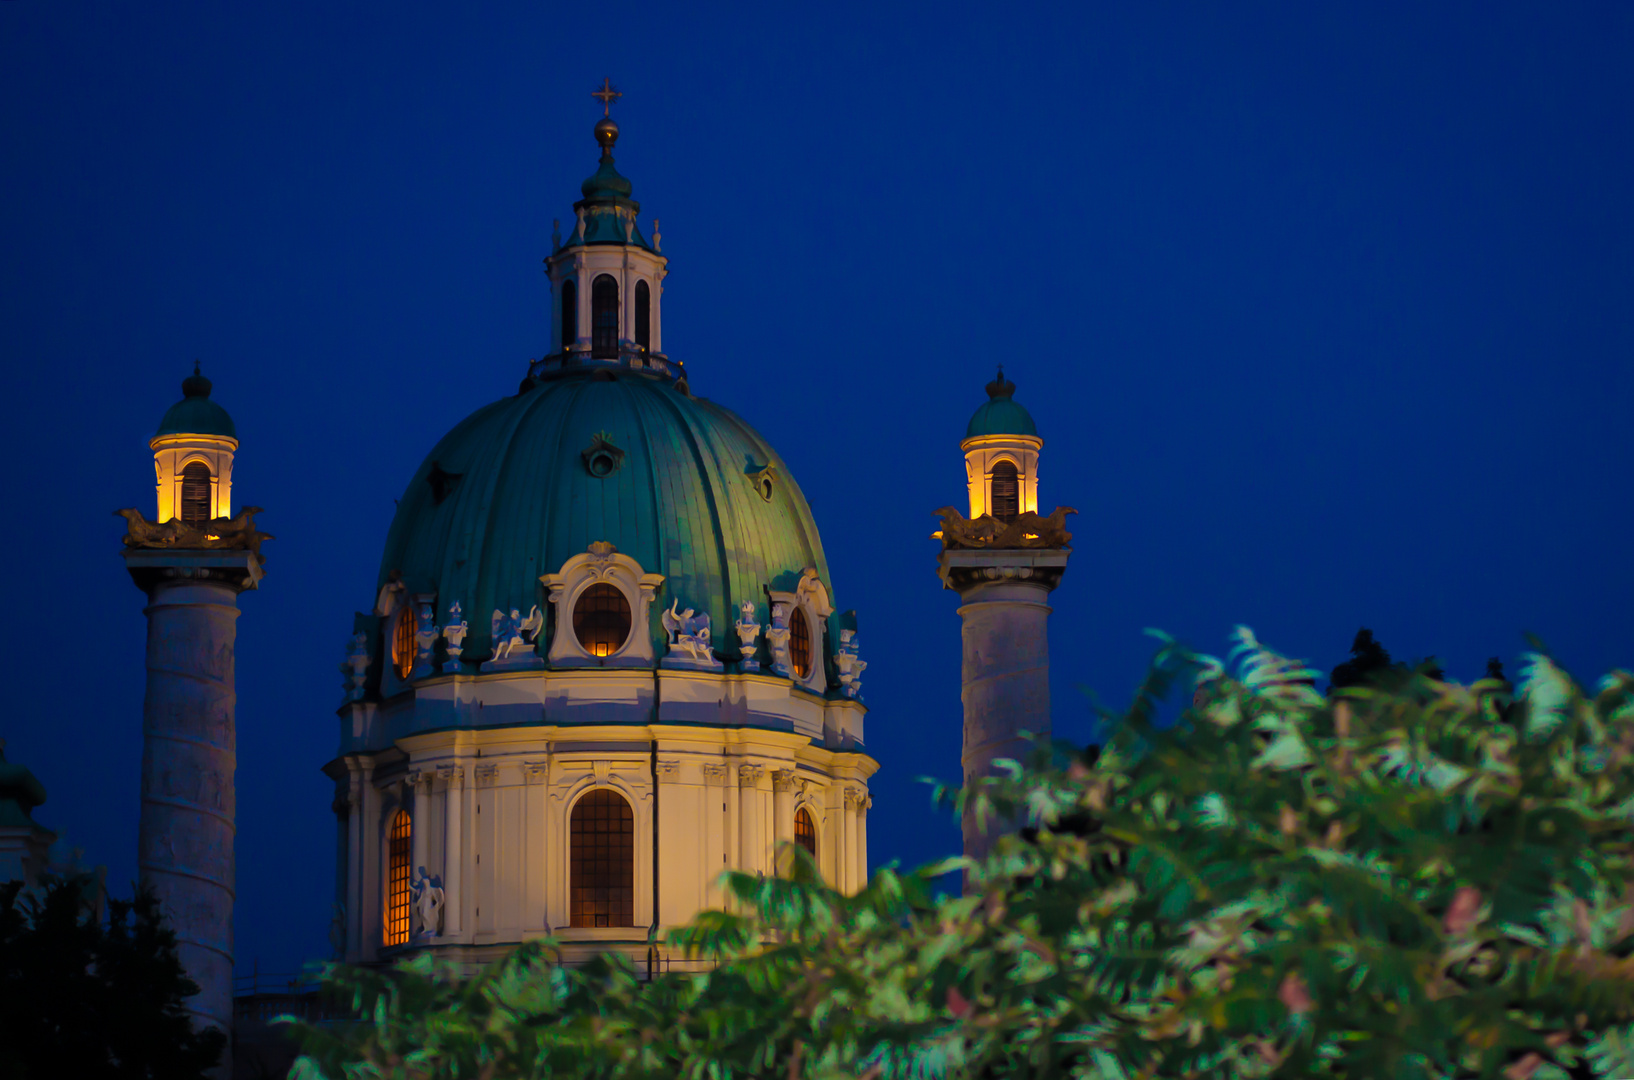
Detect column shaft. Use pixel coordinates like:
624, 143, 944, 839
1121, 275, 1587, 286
137, 579, 239, 1041
957, 581, 1054, 861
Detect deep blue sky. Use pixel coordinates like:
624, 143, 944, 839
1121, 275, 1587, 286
3, 3, 1631, 977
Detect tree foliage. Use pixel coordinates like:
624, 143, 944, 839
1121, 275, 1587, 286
288, 629, 1634, 1079
0, 876, 226, 1079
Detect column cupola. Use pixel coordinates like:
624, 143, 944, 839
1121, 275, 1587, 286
150, 363, 238, 526
535, 80, 674, 384
960, 367, 1042, 523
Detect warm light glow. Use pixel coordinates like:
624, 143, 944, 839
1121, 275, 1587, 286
384, 810, 412, 946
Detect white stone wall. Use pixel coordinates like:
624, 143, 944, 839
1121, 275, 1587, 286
330, 668, 875, 967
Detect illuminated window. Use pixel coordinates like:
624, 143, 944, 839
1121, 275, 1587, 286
180, 462, 212, 526
795, 807, 817, 858
561, 279, 578, 351
634, 280, 650, 351
570, 789, 634, 927
789, 609, 812, 680
990, 461, 1020, 523
591, 274, 619, 359
573, 583, 631, 657
384, 810, 412, 946
392, 605, 416, 681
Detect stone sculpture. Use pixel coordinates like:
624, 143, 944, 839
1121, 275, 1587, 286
767, 602, 792, 678
835, 628, 867, 700
661, 599, 720, 669
411, 866, 445, 939
931, 505, 1077, 551
341, 633, 370, 703
441, 601, 469, 673
491, 605, 543, 661
734, 600, 761, 672
374, 569, 406, 617
114, 505, 275, 562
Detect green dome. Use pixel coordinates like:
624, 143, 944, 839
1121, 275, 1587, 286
964, 368, 1037, 439
155, 365, 237, 439
378, 370, 833, 664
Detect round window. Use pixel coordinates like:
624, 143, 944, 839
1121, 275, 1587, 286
757, 476, 774, 501
573, 583, 632, 657
789, 607, 812, 680
587, 451, 617, 478
392, 605, 416, 681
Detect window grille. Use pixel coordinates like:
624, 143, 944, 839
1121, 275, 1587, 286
634, 280, 650, 351
561, 279, 578, 351
570, 789, 634, 927
180, 462, 212, 525
591, 275, 619, 359
789, 609, 812, 680
795, 807, 817, 858
990, 461, 1020, 523
384, 810, 412, 946
392, 605, 416, 681
573, 583, 631, 657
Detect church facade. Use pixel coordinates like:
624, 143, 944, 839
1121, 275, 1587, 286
324, 107, 878, 970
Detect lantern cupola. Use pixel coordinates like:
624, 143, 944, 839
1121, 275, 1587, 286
960, 367, 1042, 523
532, 80, 675, 384
150, 363, 237, 526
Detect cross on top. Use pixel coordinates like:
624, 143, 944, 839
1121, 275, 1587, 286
592, 77, 621, 117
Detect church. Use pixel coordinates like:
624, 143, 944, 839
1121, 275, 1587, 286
102, 85, 1072, 1056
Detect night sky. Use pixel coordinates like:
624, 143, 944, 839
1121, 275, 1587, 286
3, 4, 1631, 978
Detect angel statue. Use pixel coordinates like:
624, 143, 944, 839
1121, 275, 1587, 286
411, 866, 445, 939
491, 604, 544, 660
662, 599, 716, 666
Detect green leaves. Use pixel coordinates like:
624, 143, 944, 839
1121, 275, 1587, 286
290, 631, 1634, 1080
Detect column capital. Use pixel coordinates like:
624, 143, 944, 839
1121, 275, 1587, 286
123, 548, 263, 594
937, 547, 1069, 596
771, 769, 797, 793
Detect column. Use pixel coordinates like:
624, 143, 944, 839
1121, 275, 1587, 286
857, 794, 870, 888
843, 788, 860, 893
724, 762, 740, 875
737, 765, 763, 875
938, 549, 1069, 863
123, 547, 261, 1061
771, 770, 795, 873
345, 763, 368, 959
440, 764, 464, 935
410, 770, 430, 884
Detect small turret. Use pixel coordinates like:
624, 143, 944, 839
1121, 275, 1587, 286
961, 367, 1043, 522
150, 363, 237, 526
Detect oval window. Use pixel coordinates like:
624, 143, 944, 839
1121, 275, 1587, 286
574, 583, 632, 657
789, 607, 812, 680
392, 605, 416, 681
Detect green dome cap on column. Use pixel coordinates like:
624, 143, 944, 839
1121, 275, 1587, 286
0, 742, 48, 830
965, 366, 1038, 438
155, 362, 237, 440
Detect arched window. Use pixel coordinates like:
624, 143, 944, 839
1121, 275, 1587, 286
789, 608, 812, 680
573, 583, 631, 657
795, 807, 817, 858
990, 461, 1020, 523
392, 605, 416, 681
591, 274, 619, 359
180, 462, 212, 526
571, 789, 634, 927
384, 810, 412, 946
634, 280, 651, 352
561, 279, 578, 351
